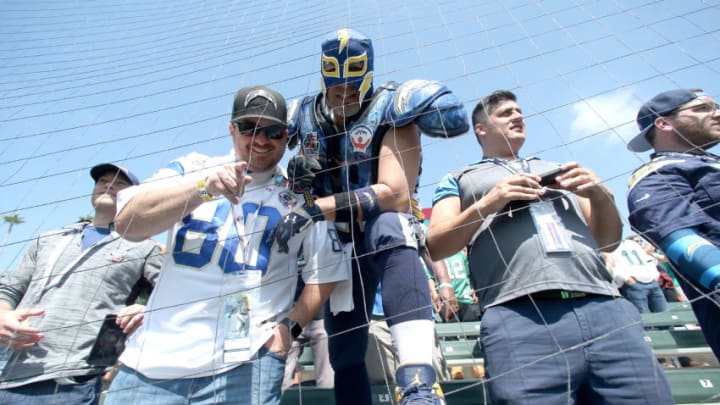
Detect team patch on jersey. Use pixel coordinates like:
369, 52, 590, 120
278, 191, 298, 207
302, 132, 320, 157
274, 173, 287, 187
350, 125, 373, 152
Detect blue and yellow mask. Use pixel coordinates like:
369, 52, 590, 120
321, 28, 374, 104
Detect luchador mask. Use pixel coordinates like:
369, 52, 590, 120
321, 28, 374, 104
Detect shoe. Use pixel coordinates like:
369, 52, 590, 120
395, 363, 446, 405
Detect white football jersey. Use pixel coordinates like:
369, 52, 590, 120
117, 152, 349, 379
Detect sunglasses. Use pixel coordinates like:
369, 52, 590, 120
233, 121, 286, 140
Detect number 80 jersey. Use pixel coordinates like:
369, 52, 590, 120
116, 152, 349, 379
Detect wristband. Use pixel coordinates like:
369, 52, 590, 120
334, 191, 359, 223
437, 282, 453, 290
333, 187, 380, 224
291, 323, 303, 339
355, 186, 380, 221
196, 177, 213, 202
304, 201, 325, 222
282, 318, 303, 339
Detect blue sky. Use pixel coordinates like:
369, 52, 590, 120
1, 0, 719, 271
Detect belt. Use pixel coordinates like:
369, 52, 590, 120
55, 374, 99, 385
529, 290, 594, 300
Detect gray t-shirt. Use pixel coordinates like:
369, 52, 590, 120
433, 158, 617, 310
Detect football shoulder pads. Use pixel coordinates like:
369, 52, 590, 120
384, 79, 469, 138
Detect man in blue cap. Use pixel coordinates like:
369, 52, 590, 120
627, 88, 720, 359
0, 163, 162, 405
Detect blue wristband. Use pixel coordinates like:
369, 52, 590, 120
355, 186, 380, 222
661, 229, 720, 290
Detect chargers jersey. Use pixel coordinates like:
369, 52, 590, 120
288, 80, 469, 198
116, 152, 349, 379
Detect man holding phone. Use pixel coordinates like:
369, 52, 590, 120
0, 163, 162, 405
426, 90, 672, 403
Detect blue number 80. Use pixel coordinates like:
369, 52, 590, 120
173, 201, 281, 275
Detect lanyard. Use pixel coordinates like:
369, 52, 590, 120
228, 168, 283, 274
480, 157, 531, 175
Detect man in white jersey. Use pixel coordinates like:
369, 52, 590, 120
104, 86, 348, 405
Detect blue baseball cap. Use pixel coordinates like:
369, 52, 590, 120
628, 89, 701, 152
90, 163, 140, 186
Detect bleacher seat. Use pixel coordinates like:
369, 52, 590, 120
641, 303, 698, 329
281, 303, 719, 404
281, 369, 720, 404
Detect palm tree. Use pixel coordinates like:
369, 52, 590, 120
1, 214, 25, 257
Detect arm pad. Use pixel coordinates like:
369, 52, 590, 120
659, 228, 720, 290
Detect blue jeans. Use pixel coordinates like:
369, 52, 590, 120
620, 280, 668, 313
103, 347, 285, 405
0, 375, 102, 405
676, 276, 720, 360
481, 295, 673, 405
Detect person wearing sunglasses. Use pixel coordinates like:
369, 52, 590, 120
627, 88, 720, 361
104, 86, 349, 405
272, 28, 469, 405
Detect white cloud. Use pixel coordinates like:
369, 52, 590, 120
569, 88, 641, 146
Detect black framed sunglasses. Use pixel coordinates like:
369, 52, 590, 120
233, 121, 287, 140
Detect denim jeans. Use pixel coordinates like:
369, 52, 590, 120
103, 347, 285, 405
481, 296, 673, 404
0, 375, 102, 405
620, 280, 669, 313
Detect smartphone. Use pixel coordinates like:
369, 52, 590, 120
87, 314, 126, 367
538, 167, 566, 186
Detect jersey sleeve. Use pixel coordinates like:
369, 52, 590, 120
300, 221, 351, 285
116, 152, 215, 216
432, 172, 461, 206
628, 165, 709, 242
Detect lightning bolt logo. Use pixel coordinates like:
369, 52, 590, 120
337, 28, 351, 53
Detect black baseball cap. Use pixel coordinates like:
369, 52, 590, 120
90, 163, 140, 186
628, 89, 702, 152
231, 86, 287, 126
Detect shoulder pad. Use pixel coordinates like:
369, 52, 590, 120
384, 79, 469, 138
287, 95, 316, 150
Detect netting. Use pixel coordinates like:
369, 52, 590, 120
1, 0, 719, 403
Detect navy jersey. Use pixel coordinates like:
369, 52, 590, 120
290, 86, 396, 197
627, 151, 720, 246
